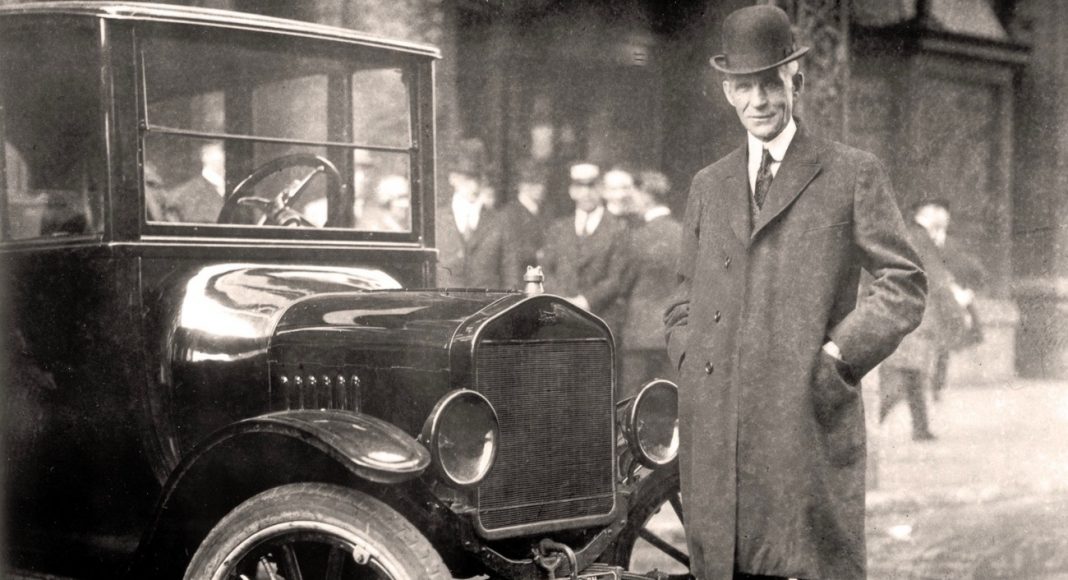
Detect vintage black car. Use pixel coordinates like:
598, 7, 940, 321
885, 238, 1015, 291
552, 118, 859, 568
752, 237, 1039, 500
1, 4, 686, 579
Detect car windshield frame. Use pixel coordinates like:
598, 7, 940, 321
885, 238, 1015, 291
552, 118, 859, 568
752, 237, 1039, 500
134, 20, 433, 245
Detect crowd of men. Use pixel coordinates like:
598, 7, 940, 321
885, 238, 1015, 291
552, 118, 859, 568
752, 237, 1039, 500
436, 141, 681, 399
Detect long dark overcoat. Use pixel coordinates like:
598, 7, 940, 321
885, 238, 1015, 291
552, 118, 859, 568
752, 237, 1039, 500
665, 127, 927, 579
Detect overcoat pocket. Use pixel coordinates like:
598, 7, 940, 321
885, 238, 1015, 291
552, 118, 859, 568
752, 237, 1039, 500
811, 351, 864, 466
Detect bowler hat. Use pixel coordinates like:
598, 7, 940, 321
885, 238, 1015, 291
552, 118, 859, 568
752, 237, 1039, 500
711, 5, 809, 75
452, 138, 486, 176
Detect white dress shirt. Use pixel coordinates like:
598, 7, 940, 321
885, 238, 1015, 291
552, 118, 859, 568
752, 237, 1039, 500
747, 118, 797, 195
452, 194, 483, 236
574, 205, 605, 237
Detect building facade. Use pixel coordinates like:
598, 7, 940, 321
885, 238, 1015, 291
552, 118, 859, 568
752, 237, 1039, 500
3, 0, 1062, 378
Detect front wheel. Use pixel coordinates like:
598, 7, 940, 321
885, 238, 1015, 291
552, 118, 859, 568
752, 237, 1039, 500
184, 483, 451, 580
601, 468, 692, 580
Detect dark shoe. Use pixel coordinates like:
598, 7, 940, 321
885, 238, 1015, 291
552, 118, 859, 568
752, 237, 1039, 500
912, 430, 937, 441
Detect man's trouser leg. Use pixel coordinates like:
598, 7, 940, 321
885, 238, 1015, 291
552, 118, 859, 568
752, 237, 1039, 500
903, 369, 932, 437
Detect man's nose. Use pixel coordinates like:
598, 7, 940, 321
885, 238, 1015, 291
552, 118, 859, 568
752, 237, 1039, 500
751, 86, 769, 107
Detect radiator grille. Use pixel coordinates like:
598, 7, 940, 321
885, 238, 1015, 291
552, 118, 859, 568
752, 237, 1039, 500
474, 339, 615, 532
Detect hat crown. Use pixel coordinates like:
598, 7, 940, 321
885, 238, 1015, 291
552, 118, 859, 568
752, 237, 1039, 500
712, 5, 808, 75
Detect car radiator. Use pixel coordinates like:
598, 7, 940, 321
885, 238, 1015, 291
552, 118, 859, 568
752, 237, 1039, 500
473, 338, 615, 534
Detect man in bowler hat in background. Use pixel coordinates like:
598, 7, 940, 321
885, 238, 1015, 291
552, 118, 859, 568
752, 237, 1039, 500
663, 6, 927, 578
436, 139, 518, 289
498, 158, 551, 272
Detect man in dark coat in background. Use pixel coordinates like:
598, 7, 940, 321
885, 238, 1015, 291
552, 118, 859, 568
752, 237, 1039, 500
878, 211, 963, 440
153, 141, 226, 223
910, 199, 986, 402
498, 158, 550, 272
663, 6, 927, 579
541, 162, 630, 339
619, 170, 681, 399
436, 139, 518, 289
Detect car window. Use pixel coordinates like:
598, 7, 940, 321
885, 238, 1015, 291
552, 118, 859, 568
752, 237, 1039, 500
0, 18, 104, 241
140, 25, 416, 234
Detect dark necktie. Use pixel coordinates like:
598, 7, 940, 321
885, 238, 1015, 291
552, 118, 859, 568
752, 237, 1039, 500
754, 147, 774, 210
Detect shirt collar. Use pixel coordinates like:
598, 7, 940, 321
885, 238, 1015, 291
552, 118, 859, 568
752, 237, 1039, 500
643, 206, 671, 223
575, 204, 605, 235
452, 193, 482, 223
517, 191, 540, 215
747, 117, 797, 165
201, 167, 225, 196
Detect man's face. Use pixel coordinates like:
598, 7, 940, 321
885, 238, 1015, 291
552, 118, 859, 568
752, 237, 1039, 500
722, 67, 797, 141
449, 172, 480, 202
569, 181, 601, 213
915, 205, 950, 248
602, 170, 636, 216
518, 181, 545, 203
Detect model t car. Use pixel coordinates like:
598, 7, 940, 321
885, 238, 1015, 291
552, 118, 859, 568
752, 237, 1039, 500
1, 3, 686, 579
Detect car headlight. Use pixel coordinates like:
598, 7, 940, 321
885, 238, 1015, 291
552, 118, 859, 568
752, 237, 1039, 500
420, 390, 499, 487
622, 379, 680, 468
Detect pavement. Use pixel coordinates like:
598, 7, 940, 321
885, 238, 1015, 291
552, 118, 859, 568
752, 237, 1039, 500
866, 377, 1068, 579
633, 376, 1068, 579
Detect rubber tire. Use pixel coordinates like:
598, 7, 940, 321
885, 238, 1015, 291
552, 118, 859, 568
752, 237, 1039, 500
601, 468, 692, 579
183, 483, 451, 580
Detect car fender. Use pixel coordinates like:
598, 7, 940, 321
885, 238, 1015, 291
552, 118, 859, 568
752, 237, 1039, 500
134, 410, 430, 578
178, 409, 431, 485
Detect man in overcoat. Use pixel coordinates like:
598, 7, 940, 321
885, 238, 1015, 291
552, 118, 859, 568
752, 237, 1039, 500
498, 158, 550, 273
620, 170, 681, 399
663, 6, 928, 579
541, 162, 630, 338
436, 139, 519, 289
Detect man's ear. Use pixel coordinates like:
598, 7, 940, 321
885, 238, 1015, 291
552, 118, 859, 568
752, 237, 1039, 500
793, 72, 805, 95
722, 80, 735, 106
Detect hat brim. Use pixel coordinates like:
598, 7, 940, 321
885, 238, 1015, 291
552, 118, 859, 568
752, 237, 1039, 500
710, 46, 810, 75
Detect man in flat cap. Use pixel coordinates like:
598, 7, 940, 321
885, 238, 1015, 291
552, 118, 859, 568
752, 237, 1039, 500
663, 5, 927, 579
541, 162, 630, 339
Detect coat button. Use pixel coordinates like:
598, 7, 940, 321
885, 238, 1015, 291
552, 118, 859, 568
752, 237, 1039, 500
713, 310, 722, 322
724, 256, 732, 268
704, 362, 715, 375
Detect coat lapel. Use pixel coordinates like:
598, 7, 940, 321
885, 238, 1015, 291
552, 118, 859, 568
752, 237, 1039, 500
465, 207, 491, 252
721, 147, 750, 246
751, 127, 823, 241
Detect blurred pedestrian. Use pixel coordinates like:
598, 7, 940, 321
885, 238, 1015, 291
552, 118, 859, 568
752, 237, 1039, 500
663, 5, 927, 578
540, 162, 630, 337
436, 139, 518, 289
602, 166, 638, 219
619, 170, 681, 399
155, 140, 225, 223
306, 149, 375, 227
878, 201, 967, 440
911, 199, 986, 402
357, 174, 410, 232
498, 158, 550, 274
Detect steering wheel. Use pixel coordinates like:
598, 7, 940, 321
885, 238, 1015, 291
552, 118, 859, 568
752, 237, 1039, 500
217, 153, 343, 227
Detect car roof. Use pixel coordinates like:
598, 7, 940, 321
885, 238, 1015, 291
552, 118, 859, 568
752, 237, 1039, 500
0, 1, 441, 59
